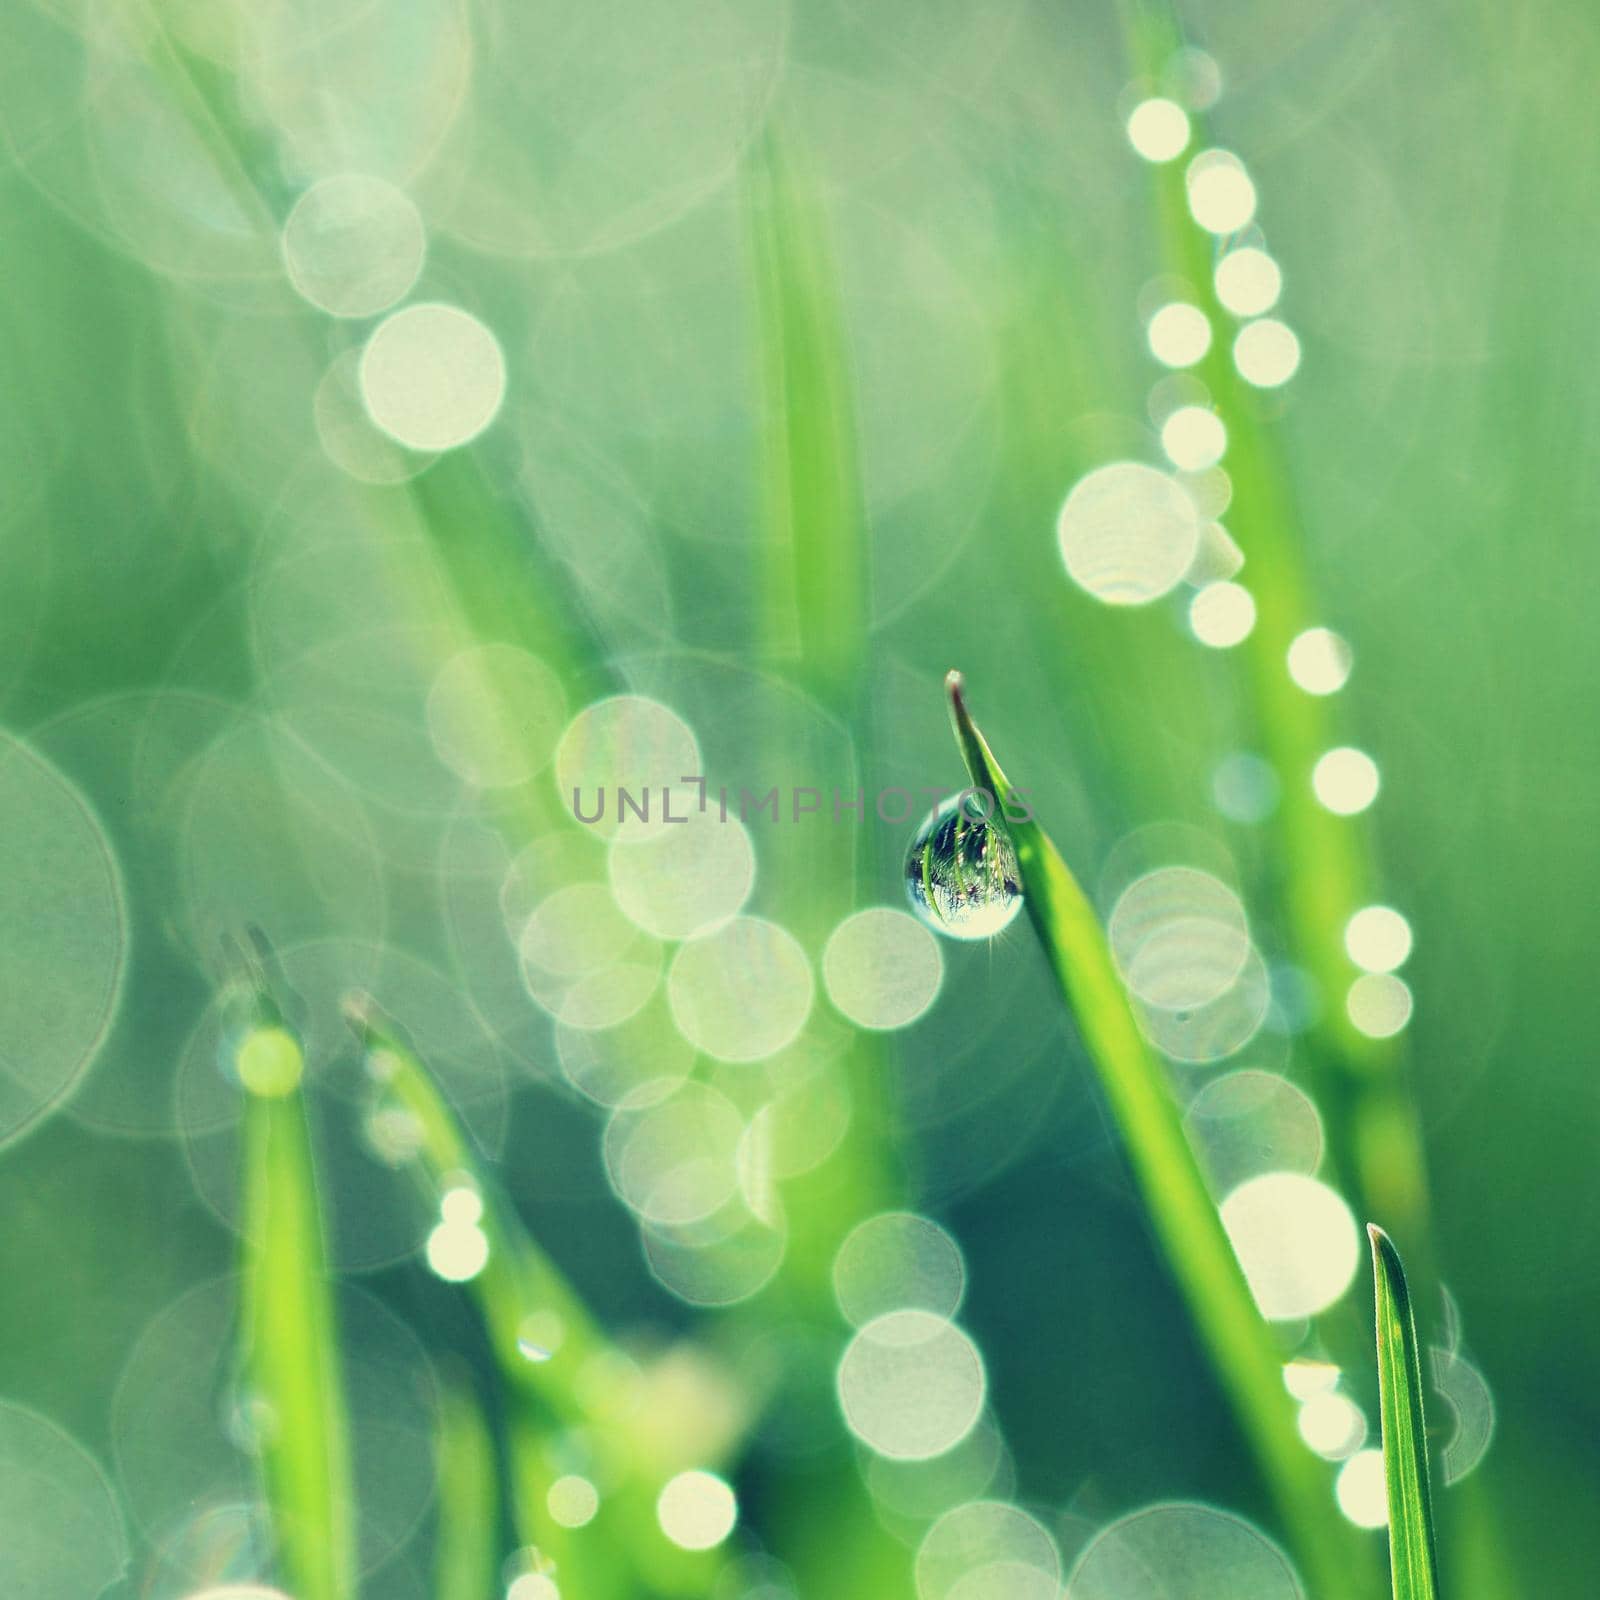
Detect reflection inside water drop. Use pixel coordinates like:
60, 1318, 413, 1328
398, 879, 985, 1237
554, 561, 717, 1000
904, 793, 1023, 941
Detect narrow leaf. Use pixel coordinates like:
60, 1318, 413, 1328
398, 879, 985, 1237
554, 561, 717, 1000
944, 671, 1368, 1600
236, 1014, 356, 1600
1370, 1225, 1443, 1600
434, 1379, 498, 1600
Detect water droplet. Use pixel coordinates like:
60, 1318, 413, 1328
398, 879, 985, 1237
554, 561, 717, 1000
517, 1312, 565, 1363
904, 793, 1023, 941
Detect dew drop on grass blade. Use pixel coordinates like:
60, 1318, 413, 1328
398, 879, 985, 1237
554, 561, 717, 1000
940, 670, 1371, 1600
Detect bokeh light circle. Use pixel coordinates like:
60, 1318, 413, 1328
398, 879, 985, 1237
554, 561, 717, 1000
1067, 1502, 1303, 1599
833, 1212, 966, 1328
281, 174, 425, 317
915, 1501, 1060, 1600
1215, 247, 1283, 316
1125, 99, 1191, 163
0, 1402, 127, 1600
360, 303, 506, 451
0, 733, 125, 1147
657, 1470, 738, 1551
1219, 1172, 1361, 1321
1057, 462, 1201, 606
837, 1311, 986, 1461
1311, 748, 1380, 815
822, 908, 944, 1031
667, 917, 814, 1063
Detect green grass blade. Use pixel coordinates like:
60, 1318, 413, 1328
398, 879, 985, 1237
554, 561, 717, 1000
434, 1378, 499, 1600
1369, 1226, 1443, 1600
746, 127, 868, 708
236, 1019, 356, 1600
944, 671, 1368, 1600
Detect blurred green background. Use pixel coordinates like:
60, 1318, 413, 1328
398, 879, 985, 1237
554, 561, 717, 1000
1, 0, 1596, 1596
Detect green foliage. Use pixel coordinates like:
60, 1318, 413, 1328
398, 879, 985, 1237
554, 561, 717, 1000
945, 671, 1369, 1600
1369, 1227, 1443, 1600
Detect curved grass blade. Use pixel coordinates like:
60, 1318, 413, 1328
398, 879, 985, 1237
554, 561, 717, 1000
1369, 1226, 1443, 1600
944, 671, 1369, 1600
234, 1006, 356, 1600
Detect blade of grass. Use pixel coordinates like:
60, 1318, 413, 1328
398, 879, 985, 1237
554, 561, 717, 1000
944, 670, 1370, 1600
344, 997, 732, 1599
746, 125, 868, 709
1369, 1226, 1443, 1600
434, 1378, 499, 1600
234, 1007, 356, 1600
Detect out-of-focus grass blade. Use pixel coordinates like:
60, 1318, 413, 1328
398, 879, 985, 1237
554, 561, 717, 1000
746, 127, 867, 710
1370, 1226, 1443, 1600
944, 671, 1368, 1600
434, 1378, 498, 1600
235, 1010, 356, 1600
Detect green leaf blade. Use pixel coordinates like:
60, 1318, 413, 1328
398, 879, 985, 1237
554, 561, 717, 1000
238, 1032, 356, 1600
1370, 1225, 1443, 1600
943, 672, 1371, 1600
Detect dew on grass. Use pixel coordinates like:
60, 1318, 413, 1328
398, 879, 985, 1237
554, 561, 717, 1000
1185, 1070, 1324, 1194
657, 1470, 737, 1551
360, 303, 506, 451
915, 1500, 1060, 1600
1189, 580, 1256, 647
547, 1475, 600, 1529
1184, 519, 1244, 582
1335, 1450, 1388, 1527
1234, 319, 1302, 388
281, 175, 425, 318
425, 1220, 489, 1281
0, 1402, 127, 1600
234, 1026, 304, 1099
838, 1311, 986, 1461
1287, 628, 1353, 694
1297, 1391, 1367, 1459
667, 917, 814, 1062
517, 1313, 565, 1364
1220, 1172, 1361, 1321
1056, 462, 1201, 606
905, 793, 1024, 940
1125, 98, 1191, 163
0, 733, 125, 1148
1161, 405, 1227, 471
1345, 906, 1413, 972
1312, 747, 1380, 815
823, 908, 944, 1030
1215, 247, 1283, 317
1186, 150, 1258, 235
1067, 1502, 1302, 1599
833, 1213, 966, 1328
1147, 302, 1212, 368
1347, 973, 1413, 1038
1282, 1359, 1341, 1400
